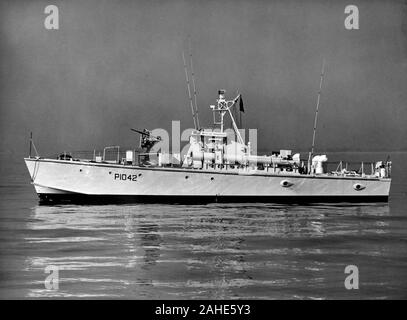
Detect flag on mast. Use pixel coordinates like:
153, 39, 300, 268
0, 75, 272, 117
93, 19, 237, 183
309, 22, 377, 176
239, 95, 245, 113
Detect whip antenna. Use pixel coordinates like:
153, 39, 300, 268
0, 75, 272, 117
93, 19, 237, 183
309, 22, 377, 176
308, 59, 325, 173
188, 37, 200, 129
182, 51, 198, 130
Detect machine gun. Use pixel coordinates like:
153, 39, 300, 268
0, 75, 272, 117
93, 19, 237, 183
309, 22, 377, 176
131, 128, 162, 153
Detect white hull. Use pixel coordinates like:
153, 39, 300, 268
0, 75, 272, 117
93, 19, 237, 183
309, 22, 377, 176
24, 158, 391, 203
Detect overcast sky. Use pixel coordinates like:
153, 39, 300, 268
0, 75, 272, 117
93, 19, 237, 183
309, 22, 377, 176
1, 0, 406, 158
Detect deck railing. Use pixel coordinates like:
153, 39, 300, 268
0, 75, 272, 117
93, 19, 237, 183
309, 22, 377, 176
37, 149, 391, 178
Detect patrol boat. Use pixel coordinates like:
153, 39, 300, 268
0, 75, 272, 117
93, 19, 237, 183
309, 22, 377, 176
24, 90, 391, 204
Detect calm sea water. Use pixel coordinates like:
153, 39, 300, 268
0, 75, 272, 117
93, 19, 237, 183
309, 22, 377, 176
0, 152, 406, 299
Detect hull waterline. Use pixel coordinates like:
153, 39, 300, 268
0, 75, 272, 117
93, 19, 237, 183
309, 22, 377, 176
25, 158, 391, 205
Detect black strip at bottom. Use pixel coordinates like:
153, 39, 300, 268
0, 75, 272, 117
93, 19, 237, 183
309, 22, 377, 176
38, 193, 389, 205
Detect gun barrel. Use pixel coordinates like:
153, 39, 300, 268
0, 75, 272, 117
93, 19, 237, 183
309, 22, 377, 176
131, 128, 162, 141
131, 128, 150, 136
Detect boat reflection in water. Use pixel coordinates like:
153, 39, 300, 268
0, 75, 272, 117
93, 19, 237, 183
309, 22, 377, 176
22, 201, 397, 299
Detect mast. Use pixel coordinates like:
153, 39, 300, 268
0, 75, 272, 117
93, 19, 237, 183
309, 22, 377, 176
212, 90, 244, 145
29, 132, 32, 158
188, 37, 200, 130
182, 51, 198, 130
233, 89, 241, 128
308, 59, 325, 173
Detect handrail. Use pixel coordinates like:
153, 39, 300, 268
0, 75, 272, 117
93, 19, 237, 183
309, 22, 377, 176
33, 148, 392, 178
103, 146, 120, 163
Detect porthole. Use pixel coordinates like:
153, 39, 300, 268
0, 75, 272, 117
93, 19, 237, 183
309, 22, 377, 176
280, 180, 293, 188
353, 183, 366, 191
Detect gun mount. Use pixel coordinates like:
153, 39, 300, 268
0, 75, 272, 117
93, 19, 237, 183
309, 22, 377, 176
131, 128, 162, 153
